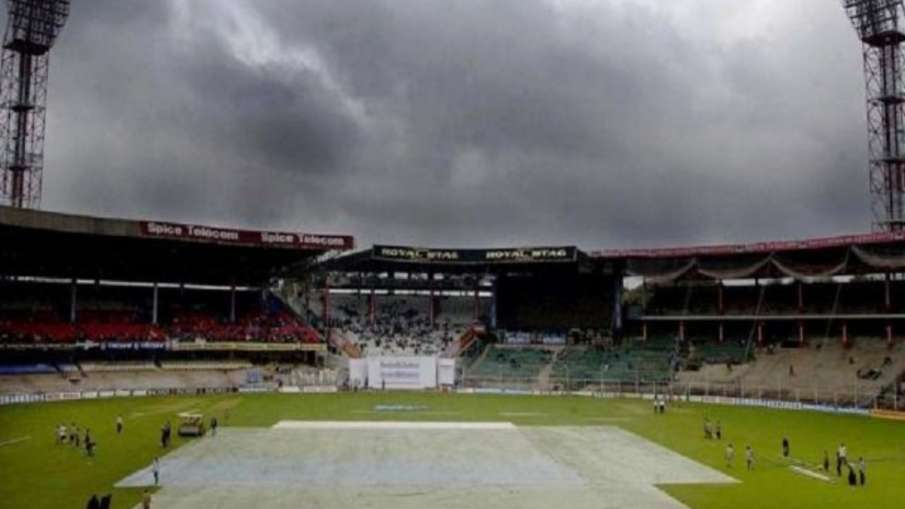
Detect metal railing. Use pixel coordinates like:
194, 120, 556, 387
458, 372, 901, 411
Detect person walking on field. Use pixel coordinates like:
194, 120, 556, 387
858, 457, 866, 486
85, 430, 95, 457
725, 443, 735, 468
782, 437, 790, 458
837, 443, 848, 477
746, 445, 755, 471
116, 416, 123, 435
836, 444, 845, 477
152, 457, 160, 486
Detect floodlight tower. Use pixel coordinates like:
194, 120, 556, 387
844, 1, 905, 230
0, 0, 69, 209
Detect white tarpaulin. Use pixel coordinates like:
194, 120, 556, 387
368, 356, 438, 389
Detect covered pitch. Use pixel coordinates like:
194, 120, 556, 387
117, 421, 735, 509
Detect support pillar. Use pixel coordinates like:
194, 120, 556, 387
490, 276, 498, 329
887, 323, 894, 348
369, 287, 376, 326
798, 320, 805, 345
678, 320, 685, 342
473, 277, 480, 321
885, 273, 891, 311
642, 322, 648, 342
612, 276, 624, 338
304, 280, 311, 323
322, 279, 330, 325
797, 281, 804, 313
718, 322, 724, 343
69, 278, 77, 324
717, 284, 724, 315
842, 322, 849, 348
757, 322, 764, 346
429, 283, 436, 328
152, 282, 159, 325
229, 285, 237, 323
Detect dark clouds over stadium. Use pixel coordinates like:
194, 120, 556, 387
32, 0, 869, 248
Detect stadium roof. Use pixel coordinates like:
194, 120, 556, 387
0, 206, 354, 285
318, 245, 612, 275
590, 231, 905, 281
5, 205, 905, 285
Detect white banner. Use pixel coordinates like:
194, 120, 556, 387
349, 358, 369, 388
368, 356, 437, 390
437, 358, 456, 386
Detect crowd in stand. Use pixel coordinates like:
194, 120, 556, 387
0, 309, 319, 344
331, 297, 466, 357
167, 310, 318, 343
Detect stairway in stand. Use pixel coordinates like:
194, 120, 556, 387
537, 346, 565, 390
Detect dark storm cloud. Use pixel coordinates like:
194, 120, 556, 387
21, 0, 872, 248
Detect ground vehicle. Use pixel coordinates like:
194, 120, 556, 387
177, 412, 206, 437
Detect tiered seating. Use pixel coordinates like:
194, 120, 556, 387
0, 315, 165, 343
645, 280, 905, 317
469, 346, 553, 379
80, 362, 157, 372
436, 295, 487, 325
0, 321, 78, 342
1, 301, 319, 344
551, 347, 609, 380
644, 286, 690, 315
676, 340, 905, 405
0, 279, 322, 345
168, 309, 319, 343
331, 295, 466, 357
158, 360, 253, 370
0, 364, 58, 375
689, 340, 750, 365
549, 339, 675, 384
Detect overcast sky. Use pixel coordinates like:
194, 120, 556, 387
19, 0, 873, 249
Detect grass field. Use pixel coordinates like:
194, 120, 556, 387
0, 392, 902, 509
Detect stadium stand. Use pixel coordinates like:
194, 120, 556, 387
0, 208, 352, 398
324, 293, 478, 357
0, 280, 320, 344
675, 340, 905, 405
3, 206, 905, 410
467, 345, 555, 382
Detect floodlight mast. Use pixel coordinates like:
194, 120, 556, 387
844, 0, 905, 231
0, 0, 69, 209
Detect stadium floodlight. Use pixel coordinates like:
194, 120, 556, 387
844, 0, 905, 231
0, 0, 69, 209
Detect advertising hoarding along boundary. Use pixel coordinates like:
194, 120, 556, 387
367, 357, 438, 390
350, 357, 456, 390
372, 245, 577, 264
140, 221, 354, 251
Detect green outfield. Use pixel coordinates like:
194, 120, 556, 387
0, 392, 902, 509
